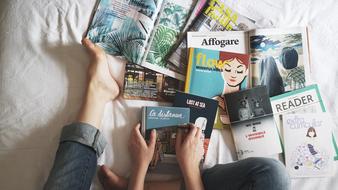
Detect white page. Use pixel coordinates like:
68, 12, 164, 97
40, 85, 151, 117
283, 113, 334, 178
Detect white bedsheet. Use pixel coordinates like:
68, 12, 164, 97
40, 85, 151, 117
0, 0, 337, 189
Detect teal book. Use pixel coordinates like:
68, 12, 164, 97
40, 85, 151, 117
141, 106, 190, 137
141, 106, 190, 178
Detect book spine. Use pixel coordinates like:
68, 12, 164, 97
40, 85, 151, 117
141, 107, 146, 137
184, 48, 195, 93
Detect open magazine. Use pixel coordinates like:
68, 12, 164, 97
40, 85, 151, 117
166, 0, 256, 74
187, 27, 311, 97
87, 0, 196, 80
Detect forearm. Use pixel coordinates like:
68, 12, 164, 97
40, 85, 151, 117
77, 83, 107, 128
128, 165, 148, 190
182, 168, 204, 190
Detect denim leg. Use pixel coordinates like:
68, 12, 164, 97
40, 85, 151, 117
44, 123, 107, 190
202, 157, 290, 190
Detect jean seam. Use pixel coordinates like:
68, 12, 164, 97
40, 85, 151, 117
80, 150, 91, 190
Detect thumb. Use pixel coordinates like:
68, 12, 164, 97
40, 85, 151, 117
148, 129, 157, 149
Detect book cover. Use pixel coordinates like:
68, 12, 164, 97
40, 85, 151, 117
141, 106, 190, 178
185, 47, 250, 129
173, 91, 218, 155
142, 0, 195, 80
142, 106, 190, 132
283, 113, 334, 178
123, 63, 184, 102
167, 0, 256, 70
224, 86, 283, 159
87, 0, 163, 64
270, 84, 338, 160
249, 27, 311, 97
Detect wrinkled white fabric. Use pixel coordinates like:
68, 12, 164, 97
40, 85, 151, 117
0, 0, 337, 189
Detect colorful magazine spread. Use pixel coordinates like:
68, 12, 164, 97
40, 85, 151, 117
186, 27, 311, 97
185, 47, 250, 129
87, 0, 196, 80
167, 0, 256, 72
270, 84, 338, 160
283, 113, 334, 178
224, 86, 283, 160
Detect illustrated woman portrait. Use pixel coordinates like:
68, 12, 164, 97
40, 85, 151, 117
214, 52, 250, 124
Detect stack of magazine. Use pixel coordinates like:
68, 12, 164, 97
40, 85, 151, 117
87, 0, 338, 179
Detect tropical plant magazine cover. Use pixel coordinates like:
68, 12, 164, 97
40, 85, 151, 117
87, 0, 196, 80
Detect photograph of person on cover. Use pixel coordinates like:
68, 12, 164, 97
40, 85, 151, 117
250, 32, 306, 97
225, 86, 273, 123
213, 52, 250, 125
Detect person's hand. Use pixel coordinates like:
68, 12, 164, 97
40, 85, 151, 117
176, 125, 203, 175
128, 123, 156, 190
82, 38, 120, 102
129, 123, 157, 170
175, 124, 204, 190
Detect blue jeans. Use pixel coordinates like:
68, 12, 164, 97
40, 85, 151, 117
202, 157, 291, 190
44, 123, 290, 190
44, 123, 106, 190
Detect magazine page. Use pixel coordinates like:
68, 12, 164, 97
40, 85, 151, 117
185, 47, 250, 129
183, 31, 249, 73
141, 0, 195, 81
87, 0, 163, 64
249, 27, 311, 97
123, 63, 184, 102
167, 0, 256, 71
225, 86, 283, 159
270, 84, 338, 160
283, 113, 334, 178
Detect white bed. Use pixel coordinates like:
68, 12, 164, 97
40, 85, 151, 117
0, 0, 337, 189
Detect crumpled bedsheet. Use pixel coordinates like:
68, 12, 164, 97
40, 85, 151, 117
0, 0, 337, 189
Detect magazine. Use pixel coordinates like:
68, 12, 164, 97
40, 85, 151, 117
283, 113, 334, 178
186, 27, 311, 97
185, 47, 250, 129
224, 86, 283, 160
270, 84, 338, 160
173, 91, 218, 156
123, 63, 184, 102
166, 0, 256, 72
87, 0, 196, 80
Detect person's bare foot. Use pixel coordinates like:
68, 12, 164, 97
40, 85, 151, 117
98, 165, 128, 190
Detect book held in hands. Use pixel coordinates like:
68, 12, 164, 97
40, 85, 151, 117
141, 106, 190, 178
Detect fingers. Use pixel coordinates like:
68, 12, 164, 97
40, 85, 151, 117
148, 129, 157, 149
195, 127, 201, 139
186, 124, 198, 140
175, 128, 183, 150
